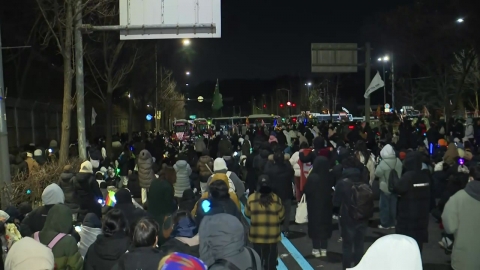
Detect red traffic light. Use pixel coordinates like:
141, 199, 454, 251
280, 103, 284, 108
292, 117, 297, 122
263, 104, 266, 108
287, 101, 292, 106
292, 103, 296, 107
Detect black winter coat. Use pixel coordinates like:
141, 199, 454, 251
58, 172, 79, 212
245, 152, 259, 193
112, 247, 165, 270
333, 167, 366, 227
161, 238, 200, 258
127, 172, 142, 199
84, 233, 130, 270
73, 172, 104, 219
394, 152, 431, 243
264, 161, 294, 201
304, 157, 334, 240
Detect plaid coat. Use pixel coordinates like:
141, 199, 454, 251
245, 193, 285, 244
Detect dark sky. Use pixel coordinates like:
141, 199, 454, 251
183, 0, 414, 84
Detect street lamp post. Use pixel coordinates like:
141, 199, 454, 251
378, 55, 395, 110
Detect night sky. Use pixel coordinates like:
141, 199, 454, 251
184, 0, 415, 84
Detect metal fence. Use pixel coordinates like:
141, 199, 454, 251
5, 98, 131, 150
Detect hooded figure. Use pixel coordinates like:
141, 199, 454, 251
196, 151, 213, 192
393, 151, 431, 251
33, 149, 47, 165
443, 143, 458, 166
347, 234, 422, 270
173, 159, 192, 198
207, 158, 245, 200
114, 189, 146, 228
58, 165, 79, 215
179, 189, 197, 213
161, 211, 200, 258
73, 161, 103, 219
147, 177, 176, 246
442, 177, 480, 270
199, 214, 261, 270
78, 213, 102, 258
4, 237, 55, 270
137, 150, 156, 189
36, 204, 83, 270
192, 173, 241, 216
304, 157, 334, 257
20, 183, 65, 237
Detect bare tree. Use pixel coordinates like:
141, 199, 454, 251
85, 5, 138, 157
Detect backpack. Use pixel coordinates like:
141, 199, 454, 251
211, 247, 257, 270
33, 232, 66, 249
386, 161, 400, 193
226, 171, 236, 193
346, 180, 374, 220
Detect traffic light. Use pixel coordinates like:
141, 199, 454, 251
292, 103, 296, 107
280, 103, 284, 108
287, 101, 291, 106
263, 104, 266, 108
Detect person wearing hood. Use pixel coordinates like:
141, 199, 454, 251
299, 136, 328, 164
393, 151, 431, 252
147, 166, 177, 246
33, 149, 47, 165
78, 213, 102, 258
442, 165, 480, 270
194, 176, 242, 225
34, 204, 83, 270
73, 161, 103, 220
24, 151, 40, 175
20, 183, 65, 237
58, 165, 80, 218
113, 188, 146, 229
161, 210, 200, 258
347, 234, 422, 270
118, 144, 135, 188
264, 149, 294, 236
179, 189, 197, 213
173, 155, 193, 199
290, 142, 309, 202
83, 209, 130, 270
199, 213, 262, 270
112, 217, 166, 270
4, 237, 55, 270
241, 135, 252, 156
137, 149, 156, 204
443, 142, 458, 166
374, 144, 403, 229
197, 149, 214, 194
245, 175, 284, 270
206, 158, 245, 200
304, 157, 334, 258
333, 155, 373, 269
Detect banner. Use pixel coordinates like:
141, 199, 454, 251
364, 71, 385, 98
91, 107, 97, 126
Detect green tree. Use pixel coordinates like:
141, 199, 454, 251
212, 79, 223, 111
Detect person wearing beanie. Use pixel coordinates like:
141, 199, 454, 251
72, 161, 103, 220
4, 237, 55, 270
35, 204, 83, 270
205, 158, 245, 200
58, 165, 80, 218
19, 183, 65, 237
78, 213, 102, 257
113, 188, 146, 228
33, 149, 47, 165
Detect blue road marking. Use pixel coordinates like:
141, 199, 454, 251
240, 200, 310, 269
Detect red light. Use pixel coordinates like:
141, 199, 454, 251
292, 117, 297, 122
280, 103, 284, 108
263, 104, 266, 108
292, 103, 296, 107
348, 125, 355, 130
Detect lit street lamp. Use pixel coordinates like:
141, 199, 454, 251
378, 55, 395, 109
186, 71, 190, 75
182, 39, 191, 46
457, 18, 464, 23
186, 83, 189, 86
304, 82, 312, 86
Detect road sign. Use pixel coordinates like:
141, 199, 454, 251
155, 110, 162, 120
198, 96, 204, 103
119, 0, 221, 40
311, 43, 358, 73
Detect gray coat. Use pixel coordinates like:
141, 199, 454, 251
375, 145, 402, 194
173, 160, 192, 198
137, 150, 155, 189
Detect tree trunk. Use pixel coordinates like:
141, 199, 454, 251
105, 91, 113, 159
59, 2, 74, 165
128, 94, 133, 141
75, 0, 87, 160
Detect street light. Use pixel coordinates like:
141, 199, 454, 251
304, 82, 312, 86
127, 93, 131, 98
186, 71, 190, 75
186, 83, 189, 86
378, 55, 390, 105
287, 101, 292, 106
457, 18, 464, 23
182, 39, 191, 46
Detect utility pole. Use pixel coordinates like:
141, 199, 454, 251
155, 43, 159, 131
364, 42, 371, 122
74, 0, 87, 160
391, 54, 395, 111
0, 24, 12, 208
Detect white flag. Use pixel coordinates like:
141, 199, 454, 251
364, 71, 385, 98
91, 107, 97, 126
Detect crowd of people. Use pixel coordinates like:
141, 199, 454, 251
1, 117, 479, 270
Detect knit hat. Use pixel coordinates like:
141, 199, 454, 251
159, 252, 207, 270
42, 183, 65, 205
4, 237, 55, 270
79, 161, 93, 174
115, 188, 132, 204
49, 140, 58, 148
438, 139, 448, 147
213, 158, 228, 171
34, 149, 43, 157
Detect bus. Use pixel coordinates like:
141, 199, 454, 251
247, 114, 281, 127
173, 119, 192, 140
194, 118, 209, 132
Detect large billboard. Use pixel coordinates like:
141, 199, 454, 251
119, 0, 221, 40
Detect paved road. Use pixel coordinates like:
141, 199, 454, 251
241, 197, 452, 270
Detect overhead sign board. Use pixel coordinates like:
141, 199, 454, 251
311, 43, 358, 73
119, 0, 221, 40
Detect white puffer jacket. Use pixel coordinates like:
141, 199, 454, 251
289, 151, 301, 177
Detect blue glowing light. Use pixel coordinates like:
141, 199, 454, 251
146, 114, 153, 121
201, 200, 211, 213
